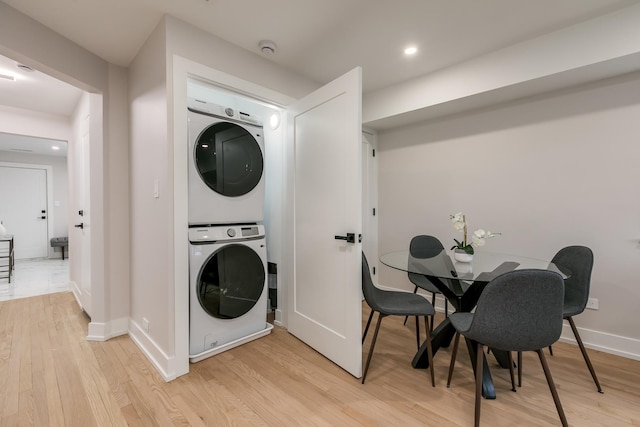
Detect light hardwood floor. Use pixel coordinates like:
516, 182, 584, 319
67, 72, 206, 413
1, 291, 639, 426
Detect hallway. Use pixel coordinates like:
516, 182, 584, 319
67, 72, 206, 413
0, 257, 69, 302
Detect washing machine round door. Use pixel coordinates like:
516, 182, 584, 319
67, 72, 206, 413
196, 244, 265, 319
194, 122, 263, 197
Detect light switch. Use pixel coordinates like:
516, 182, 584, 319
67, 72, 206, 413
153, 179, 159, 198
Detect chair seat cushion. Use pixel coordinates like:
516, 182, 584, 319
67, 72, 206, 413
377, 291, 435, 317
409, 273, 441, 294
450, 312, 474, 334
563, 303, 583, 318
50, 237, 68, 247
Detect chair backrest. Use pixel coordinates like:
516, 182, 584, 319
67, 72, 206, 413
408, 235, 444, 286
551, 246, 594, 313
465, 269, 564, 352
409, 235, 444, 258
362, 253, 386, 313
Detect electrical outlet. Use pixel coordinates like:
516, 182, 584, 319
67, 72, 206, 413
142, 317, 150, 332
586, 298, 599, 310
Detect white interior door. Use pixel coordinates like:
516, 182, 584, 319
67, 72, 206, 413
0, 165, 49, 259
287, 67, 363, 377
70, 114, 92, 316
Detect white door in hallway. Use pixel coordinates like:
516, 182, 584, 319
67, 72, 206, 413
78, 116, 92, 316
287, 67, 363, 378
0, 164, 49, 259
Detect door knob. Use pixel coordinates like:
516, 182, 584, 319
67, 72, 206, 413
75, 223, 84, 230
334, 233, 356, 243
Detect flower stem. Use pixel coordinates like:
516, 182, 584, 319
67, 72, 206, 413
463, 214, 467, 246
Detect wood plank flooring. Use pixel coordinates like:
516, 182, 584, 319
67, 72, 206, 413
1, 291, 639, 426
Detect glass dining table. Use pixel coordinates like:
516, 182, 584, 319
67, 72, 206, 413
380, 249, 569, 399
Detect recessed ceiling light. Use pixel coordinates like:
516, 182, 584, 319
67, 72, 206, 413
269, 112, 280, 130
404, 46, 418, 56
51, 146, 60, 150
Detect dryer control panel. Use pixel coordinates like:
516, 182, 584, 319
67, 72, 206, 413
189, 224, 265, 243
187, 97, 263, 126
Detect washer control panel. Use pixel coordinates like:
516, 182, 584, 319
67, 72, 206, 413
189, 224, 265, 243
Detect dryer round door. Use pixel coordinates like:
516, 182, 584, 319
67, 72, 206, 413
194, 122, 263, 197
196, 244, 266, 319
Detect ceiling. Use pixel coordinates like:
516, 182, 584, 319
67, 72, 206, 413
0, 0, 639, 120
0, 132, 67, 157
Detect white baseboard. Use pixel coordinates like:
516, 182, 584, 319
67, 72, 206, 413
558, 323, 640, 361
86, 317, 129, 341
69, 280, 82, 309
402, 289, 640, 362
128, 319, 178, 382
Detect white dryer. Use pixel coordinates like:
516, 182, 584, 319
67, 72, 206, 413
188, 98, 265, 225
189, 224, 272, 362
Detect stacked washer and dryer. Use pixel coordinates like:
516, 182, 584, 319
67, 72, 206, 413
187, 97, 273, 363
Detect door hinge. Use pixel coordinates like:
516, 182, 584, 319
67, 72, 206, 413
372, 149, 376, 157
373, 266, 376, 275
372, 208, 376, 216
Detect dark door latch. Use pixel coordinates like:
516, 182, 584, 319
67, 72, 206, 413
334, 233, 356, 243
75, 223, 84, 230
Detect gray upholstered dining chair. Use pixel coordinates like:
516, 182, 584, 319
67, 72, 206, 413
545, 246, 603, 392
403, 235, 449, 331
446, 269, 568, 427
361, 253, 435, 386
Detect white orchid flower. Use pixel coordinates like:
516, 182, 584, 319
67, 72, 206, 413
450, 212, 500, 250
474, 229, 487, 238
472, 236, 486, 246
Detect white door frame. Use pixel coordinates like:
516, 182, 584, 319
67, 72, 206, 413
0, 161, 54, 258
172, 55, 296, 379
361, 130, 379, 285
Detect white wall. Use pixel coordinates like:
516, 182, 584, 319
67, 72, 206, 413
128, 20, 173, 367
377, 71, 640, 359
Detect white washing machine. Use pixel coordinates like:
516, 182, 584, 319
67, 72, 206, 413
189, 224, 272, 362
188, 98, 265, 225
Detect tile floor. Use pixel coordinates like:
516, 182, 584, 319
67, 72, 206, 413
0, 257, 70, 302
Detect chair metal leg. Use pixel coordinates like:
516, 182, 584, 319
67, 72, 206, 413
517, 351, 522, 387
362, 313, 384, 384
424, 316, 429, 342
446, 331, 461, 388
424, 319, 435, 387
507, 351, 516, 391
567, 316, 603, 393
536, 349, 569, 427
415, 316, 420, 351
475, 343, 484, 427
403, 286, 419, 325
444, 298, 449, 318
430, 293, 436, 332
548, 345, 554, 356
362, 309, 374, 344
